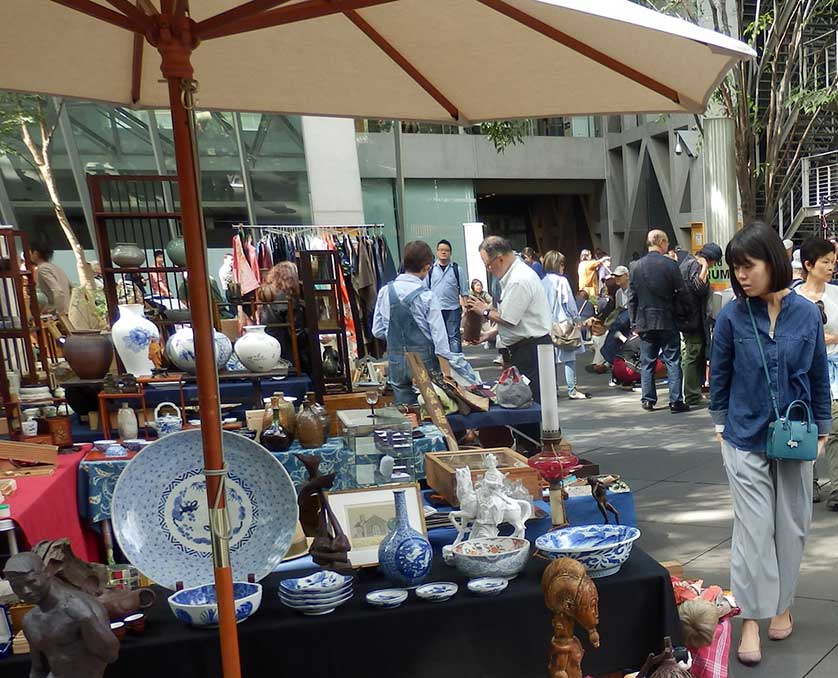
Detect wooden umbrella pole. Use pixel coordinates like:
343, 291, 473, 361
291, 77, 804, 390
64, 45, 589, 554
157, 14, 242, 678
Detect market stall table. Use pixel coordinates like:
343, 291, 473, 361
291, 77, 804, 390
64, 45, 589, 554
446, 402, 542, 433
2, 450, 98, 562
0, 548, 678, 678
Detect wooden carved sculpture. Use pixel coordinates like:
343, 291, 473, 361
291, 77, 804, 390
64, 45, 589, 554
295, 453, 352, 572
542, 557, 601, 678
587, 476, 620, 525
3, 552, 119, 678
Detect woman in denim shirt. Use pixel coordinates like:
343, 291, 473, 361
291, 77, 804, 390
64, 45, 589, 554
710, 223, 831, 666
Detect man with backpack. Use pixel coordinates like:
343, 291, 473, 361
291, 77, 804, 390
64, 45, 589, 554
674, 243, 722, 407
428, 239, 467, 352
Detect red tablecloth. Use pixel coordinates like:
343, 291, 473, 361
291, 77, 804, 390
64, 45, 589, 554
5, 450, 99, 561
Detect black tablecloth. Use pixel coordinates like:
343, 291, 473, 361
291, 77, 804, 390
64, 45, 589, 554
4, 547, 679, 678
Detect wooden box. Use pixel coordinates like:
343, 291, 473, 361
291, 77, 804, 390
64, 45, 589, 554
0, 440, 58, 477
425, 448, 541, 506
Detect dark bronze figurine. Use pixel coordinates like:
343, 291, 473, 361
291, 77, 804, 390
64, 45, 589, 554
587, 476, 620, 524
295, 453, 352, 572
542, 557, 600, 678
4, 552, 119, 678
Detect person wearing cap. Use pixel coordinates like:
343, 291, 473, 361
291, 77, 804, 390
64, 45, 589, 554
783, 238, 795, 260
791, 249, 805, 288
612, 265, 630, 309
676, 242, 723, 407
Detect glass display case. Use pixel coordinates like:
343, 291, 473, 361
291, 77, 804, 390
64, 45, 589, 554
338, 407, 416, 487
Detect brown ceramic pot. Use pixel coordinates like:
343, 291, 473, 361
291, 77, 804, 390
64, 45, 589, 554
272, 392, 297, 436
97, 587, 156, 621
462, 307, 483, 345
62, 331, 114, 380
297, 398, 326, 448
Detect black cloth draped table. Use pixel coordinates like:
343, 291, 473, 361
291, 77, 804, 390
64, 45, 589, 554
3, 548, 680, 678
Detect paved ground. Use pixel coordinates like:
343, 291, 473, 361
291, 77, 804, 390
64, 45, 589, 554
466, 346, 838, 678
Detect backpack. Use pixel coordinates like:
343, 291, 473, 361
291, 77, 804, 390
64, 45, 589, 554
427, 262, 461, 290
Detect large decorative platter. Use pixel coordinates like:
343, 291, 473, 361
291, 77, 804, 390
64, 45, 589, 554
112, 429, 298, 589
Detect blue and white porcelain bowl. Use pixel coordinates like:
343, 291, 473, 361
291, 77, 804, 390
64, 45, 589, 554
535, 525, 641, 578
280, 590, 353, 616
280, 571, 354, 596
467, 577, 509, 597
415, 582, 458, 603
168, 582, 262, 628
93, 439, 118, 453
122, 438, 146, 452
366, 589, 408, 609
450, 537, 531, 580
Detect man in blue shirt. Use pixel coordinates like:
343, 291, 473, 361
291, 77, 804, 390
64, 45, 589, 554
373, 240, 454, 405
428, 240, 466, 353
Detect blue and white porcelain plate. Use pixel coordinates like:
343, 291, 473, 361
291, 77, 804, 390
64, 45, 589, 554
366, 589, 408, 609
415, 582, 458, 602
280, 571, 354, 595
467, 578, 509, 596
112, 429, 298, 589
279, 586, 353, 606
280, 590, 353, 615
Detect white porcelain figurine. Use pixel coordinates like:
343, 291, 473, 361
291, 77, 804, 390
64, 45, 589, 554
445, 454, 532, 563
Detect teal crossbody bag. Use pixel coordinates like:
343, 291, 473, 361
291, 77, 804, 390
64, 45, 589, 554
746, 299, 818, 462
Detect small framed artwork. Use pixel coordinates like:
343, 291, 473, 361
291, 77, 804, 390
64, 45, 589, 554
326, 482, 427, 568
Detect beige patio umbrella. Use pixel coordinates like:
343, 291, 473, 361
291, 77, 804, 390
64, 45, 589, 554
0, 2, 754, 677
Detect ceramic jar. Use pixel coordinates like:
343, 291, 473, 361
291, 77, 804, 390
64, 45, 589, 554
117, 403, 138, 440
271, 392, 296, 436
165, 327, 233, 374
234, 325, 282, 373
260, 397, 291, 452
165, 237, 186, 267
110, 243, 145, 268
378, 490, 432, 588
154, 402, 182, 437
62, 331, 114, 380
304, 392, 330, 431
296, 398, 325, 448
112, 304, 159, 377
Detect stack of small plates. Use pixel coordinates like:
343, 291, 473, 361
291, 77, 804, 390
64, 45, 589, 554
17, 385, 52, 405
279, 571, 354, 616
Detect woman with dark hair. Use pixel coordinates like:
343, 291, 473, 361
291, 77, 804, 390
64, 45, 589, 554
261, 261, 309, 374
522, 247, 545, 279
542, 250, 590, 399
710, 223, 831, 666
796, 238, 838, 508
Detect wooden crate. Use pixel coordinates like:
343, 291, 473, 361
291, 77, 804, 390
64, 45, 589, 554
425, 447, 541, 506
323, 391, 394, 436
0, 440, 58, 477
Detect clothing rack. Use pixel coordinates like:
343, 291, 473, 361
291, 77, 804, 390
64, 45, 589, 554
238, 223, 384, 237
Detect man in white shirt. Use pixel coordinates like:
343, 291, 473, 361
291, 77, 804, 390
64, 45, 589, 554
466, 236, 552, 402
613, 265, 630, 309
372, 240, 453, 404
427, 240, 466, 353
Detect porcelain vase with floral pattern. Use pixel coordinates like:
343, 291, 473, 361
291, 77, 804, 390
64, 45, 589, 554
234, 325, 281, 373
112, 304, 159, 377
377, 490, 432, 588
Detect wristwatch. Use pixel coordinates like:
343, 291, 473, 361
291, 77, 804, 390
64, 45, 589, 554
482, 308, 491, 319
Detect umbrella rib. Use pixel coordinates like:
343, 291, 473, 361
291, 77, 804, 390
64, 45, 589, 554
49, 0, 144, 32
476, 0, 681, 105
344, 10, 459, 121
195, 0, 296, 40
200, 0, 398, 40
101, 0, 153, 29
131, 31, 144, 103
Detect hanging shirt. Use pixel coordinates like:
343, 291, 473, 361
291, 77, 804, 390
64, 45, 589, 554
428, 261, 465, 311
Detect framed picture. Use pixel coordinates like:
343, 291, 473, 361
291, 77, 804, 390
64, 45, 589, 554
326, 482, 427, 568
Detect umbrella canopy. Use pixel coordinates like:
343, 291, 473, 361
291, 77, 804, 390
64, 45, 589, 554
4, 0, 754, 121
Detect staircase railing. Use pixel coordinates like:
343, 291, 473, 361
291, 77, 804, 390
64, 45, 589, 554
779, 149, 838, 238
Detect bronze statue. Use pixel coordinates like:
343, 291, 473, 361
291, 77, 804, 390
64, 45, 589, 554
542, 557, 600, 678
4, 552, 119, 678
637, 637, 691, 678
587, 476, 620, 524
295, 453, 352, 572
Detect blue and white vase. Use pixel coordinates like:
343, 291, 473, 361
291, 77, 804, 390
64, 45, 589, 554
166, 327, 233, 374
112, 304, 159, 377
378, 489, 432, 588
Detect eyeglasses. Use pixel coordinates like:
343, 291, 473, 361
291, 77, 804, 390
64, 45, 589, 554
816, 300, 827, 325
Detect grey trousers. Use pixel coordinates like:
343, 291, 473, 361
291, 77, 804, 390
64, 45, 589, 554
722, 441, 813, 619
823, 400, 838, 501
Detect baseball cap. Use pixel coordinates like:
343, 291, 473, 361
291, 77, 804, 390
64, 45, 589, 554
783, 239, 794, 250
697, 243, 723, 263
612, 265, 629, 276
792, 249, 803, 270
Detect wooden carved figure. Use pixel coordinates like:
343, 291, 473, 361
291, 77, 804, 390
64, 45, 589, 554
295, 453, 352, 572
587, 476, 620, 524
542, 557, 600, 678
3, 552, 119, 678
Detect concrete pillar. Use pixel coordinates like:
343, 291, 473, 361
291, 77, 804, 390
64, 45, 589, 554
300, 117, 365, 225
703, 117, 738, 251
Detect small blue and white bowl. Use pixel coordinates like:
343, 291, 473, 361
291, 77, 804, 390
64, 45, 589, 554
467, 578, 509, 597
104, 444, 128, 458
168, 582, 262, 628
535, 525, 641, 578
93, 439, 118, 453
280, 590, 353, 616
121, 438, 146, 452
366, 589, 408, 609
415, 582, 458, 603
280, 571, 354, 596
